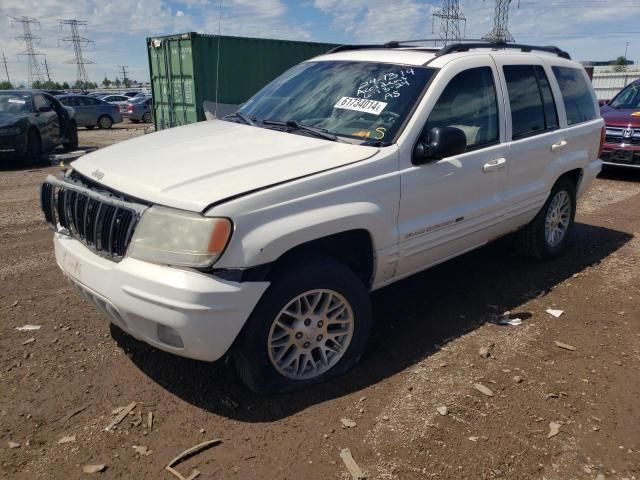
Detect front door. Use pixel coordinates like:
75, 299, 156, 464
396, 62, 508, 278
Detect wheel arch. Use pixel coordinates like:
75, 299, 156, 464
268, 229, 375, 288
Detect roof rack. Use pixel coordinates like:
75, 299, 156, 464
435, 42, 571, 59
327, 39, 571, 60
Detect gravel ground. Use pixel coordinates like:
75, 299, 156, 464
0, 127, 639, 479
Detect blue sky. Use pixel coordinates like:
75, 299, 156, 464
1, 0, 639, 85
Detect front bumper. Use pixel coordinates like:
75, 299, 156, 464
601, 143, 640, 168
54, 234, 269, 361
0, 132, 27, 159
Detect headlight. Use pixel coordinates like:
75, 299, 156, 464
128, 206, 232, 267
0, 127, 22, 136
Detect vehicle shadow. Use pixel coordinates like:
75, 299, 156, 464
599, 165, 640, 182
112, 222, 632, 422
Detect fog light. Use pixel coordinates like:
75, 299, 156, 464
157, 324, 184, 348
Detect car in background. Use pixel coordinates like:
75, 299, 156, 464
87, 92, 111, 97
0, 90, 77, 166
600, 78, 640, 168
99, 94, 131, 115
124, 96, 153, 123
57, 94, 123, 130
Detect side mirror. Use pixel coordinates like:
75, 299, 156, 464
38, 106, 53, 113
413, 126, 467, 165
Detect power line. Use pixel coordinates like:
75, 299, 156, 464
482, 0, 518, 43
1, 52, 11, 84
432, 1, 466, 46
9, 15, 45, 87
59, 19, 95, 86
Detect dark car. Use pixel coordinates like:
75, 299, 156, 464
124, 96, 153, 123
57, 94, 123, 129
600, 78, 640, 168
0, 90, 78, 166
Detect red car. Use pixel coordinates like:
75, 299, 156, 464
600, 78, 640, 168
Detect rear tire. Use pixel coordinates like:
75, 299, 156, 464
515, 177, 576, 260
97, 115, 113, 129
23, 129, 41, 167
233, 255, 372, 394
63, 122, 78, 152
142, 112, 152, 123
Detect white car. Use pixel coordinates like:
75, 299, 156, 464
41, 41, 604, 394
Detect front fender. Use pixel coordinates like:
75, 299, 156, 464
230, 202, 382, 267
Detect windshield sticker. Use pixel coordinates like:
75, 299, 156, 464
357, 68, 416, 101
334, 96, 388, 115
7, 99, 26, 104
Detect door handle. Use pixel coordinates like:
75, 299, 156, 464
551, 140, 568, 152
483, 158, 507, 172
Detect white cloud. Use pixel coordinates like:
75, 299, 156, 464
176, 10, 185, 17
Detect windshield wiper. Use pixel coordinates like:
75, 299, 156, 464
261, 119, 347, 143
360, 139, 392, 147
224, 111, 258, 127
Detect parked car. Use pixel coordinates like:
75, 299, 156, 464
87, 92, 111, 97
599, 78, 640, 168
57, 94, 123, 130
124, 96, 153, 123
0, 90, 77, 166
99, 94, 131, 115
41, 42, 603, 394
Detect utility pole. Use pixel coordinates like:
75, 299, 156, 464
59, 19, 95, 87
432, 0, 466, 46
43, 57, 52, 83
482, 0, 518, 43
119, 65, 129, 86
9, 16, 45, 87
1, 52, 11, 84
624, 41, 630, 63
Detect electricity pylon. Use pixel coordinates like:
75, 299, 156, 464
482, 0, 517, 43
9, 16, 45, 87
432, 0, 466, 46
59, 19, 95, 86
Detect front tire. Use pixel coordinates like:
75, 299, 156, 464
23, 129, 41, 167
516, 177, 576, 260
233, 255, 372, 394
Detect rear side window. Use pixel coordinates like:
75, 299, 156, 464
503, 65, 558, 139
552, 66, 596, 125
425, 66, 499, 149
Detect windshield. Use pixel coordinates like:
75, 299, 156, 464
609, 82, 640, 109
0, 93, 33, 115
235, 61, 436, 143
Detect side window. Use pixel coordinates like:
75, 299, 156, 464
88, 97, 102, 105
33, 94, 49, 111
503, 65, 558, 139
534, 66, 559, 130
552, 66, 596, 125
425, 66, 499, 150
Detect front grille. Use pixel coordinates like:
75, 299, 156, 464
605, 126, 640, 146
41, 179, 142, 261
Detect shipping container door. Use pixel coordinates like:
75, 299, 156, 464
149, 36, 198, 130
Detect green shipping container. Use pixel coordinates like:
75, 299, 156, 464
147, 32, 337, 130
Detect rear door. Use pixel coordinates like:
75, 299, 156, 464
492, 56, 564, 231
396, 59, 509, 277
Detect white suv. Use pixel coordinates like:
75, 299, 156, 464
41, 41, 604, 394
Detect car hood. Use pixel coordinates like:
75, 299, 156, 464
0, 113, 27, 128
71, 120, 379, 212
600, 106, 640, 127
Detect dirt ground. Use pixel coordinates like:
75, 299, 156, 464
0, 125, 639, 480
